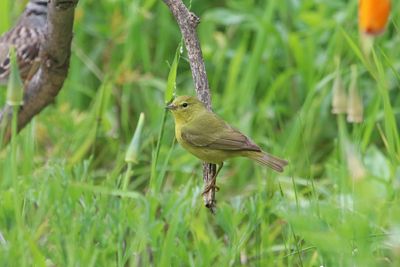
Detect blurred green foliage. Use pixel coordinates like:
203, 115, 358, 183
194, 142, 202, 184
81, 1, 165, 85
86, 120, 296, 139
0, 0, 399, 266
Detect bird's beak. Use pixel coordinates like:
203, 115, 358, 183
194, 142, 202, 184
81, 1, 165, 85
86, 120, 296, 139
166, 103, 177, 110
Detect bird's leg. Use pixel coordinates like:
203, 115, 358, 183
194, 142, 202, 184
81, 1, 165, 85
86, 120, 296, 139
202, 162, 223, 195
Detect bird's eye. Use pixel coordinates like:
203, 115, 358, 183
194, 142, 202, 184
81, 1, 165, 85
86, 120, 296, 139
182, 103, 188, 108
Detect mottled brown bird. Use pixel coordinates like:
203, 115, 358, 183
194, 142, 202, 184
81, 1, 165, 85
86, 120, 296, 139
0, 0, 48, 85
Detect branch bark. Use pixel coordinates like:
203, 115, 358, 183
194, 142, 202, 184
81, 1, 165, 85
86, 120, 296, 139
0, 0, 79, 144
163, 0, 217, 213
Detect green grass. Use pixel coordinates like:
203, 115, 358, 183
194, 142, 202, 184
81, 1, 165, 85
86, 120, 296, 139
1, 0, 400, 266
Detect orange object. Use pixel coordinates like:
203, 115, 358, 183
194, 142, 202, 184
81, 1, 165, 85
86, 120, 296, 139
359, 0, 391, 35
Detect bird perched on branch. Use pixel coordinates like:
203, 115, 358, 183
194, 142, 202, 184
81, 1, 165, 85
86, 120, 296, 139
167, 95, 288, 194
0, 0, 48, 85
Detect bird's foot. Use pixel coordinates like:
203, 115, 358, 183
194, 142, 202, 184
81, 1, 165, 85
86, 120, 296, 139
202, 182, 219, 196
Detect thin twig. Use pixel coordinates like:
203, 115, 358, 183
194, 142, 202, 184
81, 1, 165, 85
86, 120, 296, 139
163, 0, 217, 213
0, 0, 79, 145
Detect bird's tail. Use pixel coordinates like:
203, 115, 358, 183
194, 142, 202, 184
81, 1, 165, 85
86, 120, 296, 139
246, 151, 288, 172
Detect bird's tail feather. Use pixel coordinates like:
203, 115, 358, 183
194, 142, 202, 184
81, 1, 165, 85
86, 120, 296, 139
246, 151, 288, 172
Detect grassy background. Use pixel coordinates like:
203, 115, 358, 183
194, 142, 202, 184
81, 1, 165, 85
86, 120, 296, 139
1, 0, 400, 266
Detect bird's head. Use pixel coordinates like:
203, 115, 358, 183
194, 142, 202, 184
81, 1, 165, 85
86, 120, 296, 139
166, 95, 206, 124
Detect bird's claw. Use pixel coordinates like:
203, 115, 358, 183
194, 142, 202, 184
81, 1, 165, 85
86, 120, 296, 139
202, 183, 219, 195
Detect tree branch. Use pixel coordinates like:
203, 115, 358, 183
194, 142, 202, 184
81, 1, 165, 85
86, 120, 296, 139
163, 0, 217, 213
0, 0, 79, 144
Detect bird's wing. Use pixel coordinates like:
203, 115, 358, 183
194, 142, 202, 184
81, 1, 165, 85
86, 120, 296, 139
0, 25, 43, 83
181, 113, 261, 152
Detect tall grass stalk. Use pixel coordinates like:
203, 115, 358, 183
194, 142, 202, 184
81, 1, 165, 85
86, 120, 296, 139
10, 105, 26, 266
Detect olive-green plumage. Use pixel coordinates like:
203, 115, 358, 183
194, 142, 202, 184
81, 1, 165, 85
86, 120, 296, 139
167, 95, 288, 193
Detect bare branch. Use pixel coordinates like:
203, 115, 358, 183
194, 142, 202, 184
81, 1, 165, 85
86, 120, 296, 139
163, 0, 217, 213
0, 0, 79, 144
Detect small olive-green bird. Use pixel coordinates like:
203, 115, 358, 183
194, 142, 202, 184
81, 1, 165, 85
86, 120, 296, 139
167, 95, 288, 194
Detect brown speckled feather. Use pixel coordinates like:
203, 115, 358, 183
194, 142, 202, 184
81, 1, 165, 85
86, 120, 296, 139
0, 0, 47, 85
